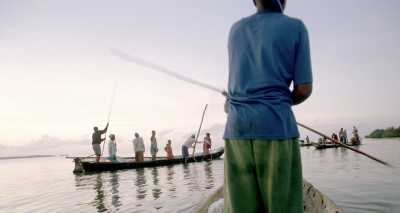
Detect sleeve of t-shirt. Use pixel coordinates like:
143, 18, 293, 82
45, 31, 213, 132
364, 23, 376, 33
293, 20, 313, 86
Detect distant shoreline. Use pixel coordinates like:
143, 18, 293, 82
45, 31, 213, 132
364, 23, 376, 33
0, 155, 55, 160
365, 126, 400, 139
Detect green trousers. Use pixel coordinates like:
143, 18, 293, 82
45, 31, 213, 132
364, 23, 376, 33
224, 139, 303, 213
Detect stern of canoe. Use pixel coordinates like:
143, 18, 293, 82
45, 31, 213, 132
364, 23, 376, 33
73, 158, 85, 173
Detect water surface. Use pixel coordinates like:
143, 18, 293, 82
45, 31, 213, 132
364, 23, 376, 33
1, 139, 399, 212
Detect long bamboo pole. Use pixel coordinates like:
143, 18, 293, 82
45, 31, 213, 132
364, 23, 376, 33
192, 104, 208, 160
101, 83, 117, 157
297, 122, 393, 167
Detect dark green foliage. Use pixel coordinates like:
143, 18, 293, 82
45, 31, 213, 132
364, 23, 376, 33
366, 126, 400, 138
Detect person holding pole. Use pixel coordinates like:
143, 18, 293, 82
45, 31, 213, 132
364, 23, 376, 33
92, 123, 109, 162
182, 134, 196, 160
223, 0, 313, 212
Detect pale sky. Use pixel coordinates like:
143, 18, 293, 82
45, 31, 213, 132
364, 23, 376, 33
1, 0, 399, 145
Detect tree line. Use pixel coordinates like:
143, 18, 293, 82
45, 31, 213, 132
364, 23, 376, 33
366, 126, 400, 138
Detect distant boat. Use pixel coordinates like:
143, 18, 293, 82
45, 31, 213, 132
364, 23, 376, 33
194, 179, 343, 213
72, 147, 224, 173
300, 143, 314, 147
313, 143, 340, 150
313, 142, 361, 150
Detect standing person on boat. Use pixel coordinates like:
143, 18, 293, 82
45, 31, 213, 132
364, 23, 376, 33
306, 135, 311, 144
164, 139, 174, 160
203, 133, 212, 155
343, 129, 348, 145
92, 122, 109, 162
150, 130, 158, 160
339, 128, 345, 144
133, 132, 145, 162
352, 126, 360, 145
182, 134, 196, 160
223, 0, 313, 212
108, 134, 117, 160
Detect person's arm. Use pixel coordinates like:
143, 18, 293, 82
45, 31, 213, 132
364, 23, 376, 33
222, 91, 229, 114
292, 21, 313, 105
100, 123, 109, 134
291, 84, 312, 105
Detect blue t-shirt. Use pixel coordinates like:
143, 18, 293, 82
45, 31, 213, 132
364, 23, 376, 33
224, 10, 313, 140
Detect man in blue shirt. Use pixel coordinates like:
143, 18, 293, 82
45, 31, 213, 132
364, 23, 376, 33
224, 0, 313, 212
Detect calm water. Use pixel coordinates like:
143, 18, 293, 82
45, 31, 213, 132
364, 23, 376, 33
1, 139, 400, 213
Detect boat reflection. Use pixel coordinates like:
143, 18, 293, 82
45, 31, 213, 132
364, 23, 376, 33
166, 165, 177, 197
94, 173, 107, 212
151, 167, 162, 199
135, 168, 147, 200
204, 161, 215, 189
110, 172, 122, 210
73, 160, 220, 212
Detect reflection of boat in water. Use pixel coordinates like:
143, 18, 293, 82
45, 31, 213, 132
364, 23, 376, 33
195, 179, 343, 213
72, 147, 224, 173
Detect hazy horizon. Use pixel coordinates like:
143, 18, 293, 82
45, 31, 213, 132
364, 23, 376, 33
1, 0, 399, 146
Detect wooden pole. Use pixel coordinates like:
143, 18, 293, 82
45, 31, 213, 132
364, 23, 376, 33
101, 83, 117, 157
297, 122, 393, 168
192, 104, 208, 160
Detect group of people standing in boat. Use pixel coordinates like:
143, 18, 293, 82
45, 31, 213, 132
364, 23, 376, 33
316, 126, 361, 145
91, 124, 212, 162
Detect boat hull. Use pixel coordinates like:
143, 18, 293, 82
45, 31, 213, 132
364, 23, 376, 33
73, 147, 224, 173
314, 143, 361, 150
195, 179, 343, 213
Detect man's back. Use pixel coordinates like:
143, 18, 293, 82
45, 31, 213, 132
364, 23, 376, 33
133, 137, 145, 152
224, 10, 312, 140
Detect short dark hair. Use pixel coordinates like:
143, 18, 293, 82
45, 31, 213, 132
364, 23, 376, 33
253, 0, 284, 11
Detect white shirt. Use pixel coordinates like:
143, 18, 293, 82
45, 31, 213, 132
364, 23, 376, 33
133, 137, 145, 152
184, 137, 196, 147
108, 140, 117, 156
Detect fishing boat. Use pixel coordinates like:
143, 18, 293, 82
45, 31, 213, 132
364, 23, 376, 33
300, 142, 315, 147
72, 147, 224, 173
313, 143, 340, 150
313, 142, 361, 150
194, 179, 343, 213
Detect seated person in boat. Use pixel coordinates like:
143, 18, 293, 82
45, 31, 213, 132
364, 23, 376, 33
182, 134, 197, 159
164, 139, 174, 160
203, 133, 212, 155
133, 132, 145, 162
223, 0, 313, 212
92, 122, 109, 162
108, 134, 117, 160
150, 130, 158, 160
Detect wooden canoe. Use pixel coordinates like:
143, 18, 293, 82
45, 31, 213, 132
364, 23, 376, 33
313, 143, 361, 150
300, 143, 314, 147
194, 179, 343, 213
313, 143, 340, 150
72, 147, 224, 173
